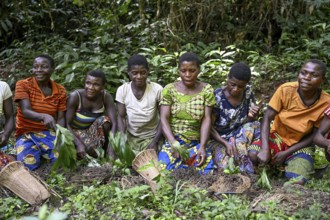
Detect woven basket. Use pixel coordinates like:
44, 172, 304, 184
0, 161, 51, 205
132, 149, 160, 192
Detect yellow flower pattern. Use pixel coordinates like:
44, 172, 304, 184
15, 131, 57, 170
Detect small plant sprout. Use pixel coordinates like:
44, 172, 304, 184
257, 167, 272, 190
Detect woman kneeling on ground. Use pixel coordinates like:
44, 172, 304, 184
116, 54, 163, 153
158, 52, 216, 174
66, 70, 117, 159
209, 62, 260, 174
248, 59, 330, 185
15, 54, 67, 170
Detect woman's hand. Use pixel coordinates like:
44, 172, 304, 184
272, 151, 288, 165
171, 141, 185, 159
257, 149, 270, 165
41, 114, 56, 131
196, 146, 206, 166
248, 104, 260, 119
76, 143, 87, 159
0, 133, 8, 147
225, 138, 238, 157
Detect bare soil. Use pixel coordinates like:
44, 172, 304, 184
1, 163, 330, 217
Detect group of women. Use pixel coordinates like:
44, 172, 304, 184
0, 52, 330, 185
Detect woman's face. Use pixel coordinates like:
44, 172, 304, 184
226, 77, 247, 98
84, 75, 104, 99
298, 62, 324, 93
128, 65, 149, 88
179, 61, 199, 88
32, 57, 53, 84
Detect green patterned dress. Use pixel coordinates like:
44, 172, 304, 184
158, 83, 216, 174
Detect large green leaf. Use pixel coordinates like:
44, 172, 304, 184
52, 124, 77, 171
109, 132, 135, 167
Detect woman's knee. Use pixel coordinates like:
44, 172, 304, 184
248, 151, 258, 164
102, 121, 111, 133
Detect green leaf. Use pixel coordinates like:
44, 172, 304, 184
171, 141, 189, 161
38, 204, 48, 220
257, 167, 272, 190
109, 132, 135, 167
52, 124, 77, 171
136, 162, 155, 172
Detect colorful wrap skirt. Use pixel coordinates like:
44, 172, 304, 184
72, 115, 110, 157
209, 121, 260, 174
16, 130, 57, 170
248, 132, 314, 182
158, 135, 216, 174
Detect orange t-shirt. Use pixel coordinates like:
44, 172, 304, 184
14, 77, 67, 137
269, 82, 330, 146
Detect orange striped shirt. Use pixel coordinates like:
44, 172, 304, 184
14, 77, 67, 136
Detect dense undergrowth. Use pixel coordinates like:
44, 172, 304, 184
1, 1, 330, 96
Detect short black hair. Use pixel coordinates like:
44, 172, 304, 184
87, 70, 106, 85
127, 54, 149, 71
304, 59, 327, 77
35, 54, 55, 68
228, 62, 251, 82
178, 52, 200, 68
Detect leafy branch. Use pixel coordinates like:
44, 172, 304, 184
52, 124, 77, 171
108, 132, 135, 167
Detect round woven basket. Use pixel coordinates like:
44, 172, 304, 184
0, 161, 51, 205
132, 149, 160, 192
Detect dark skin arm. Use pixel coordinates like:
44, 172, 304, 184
272, 129, 316, 165
57, 111, 65, 128
314, 116, 330, 150
104, 92, 117, 134
104, 92, 117, 157
197, 106, 213, 166
160, 105, 179, 156
117, 102, 127, 134
0, 97, 14, 146
257, 106, 275, 164
66, 92, 87, 158
160, 105, 175, 144
210, 113, 238, 157
19, 99, 59, 131
147, 102, 163, 151
313, 116, 330, 161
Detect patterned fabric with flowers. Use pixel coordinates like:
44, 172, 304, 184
158, 83, 216, 174
160, 83, 215, 141
213, 85, 255, 137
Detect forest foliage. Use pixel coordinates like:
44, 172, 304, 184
0, 0, 330, 94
